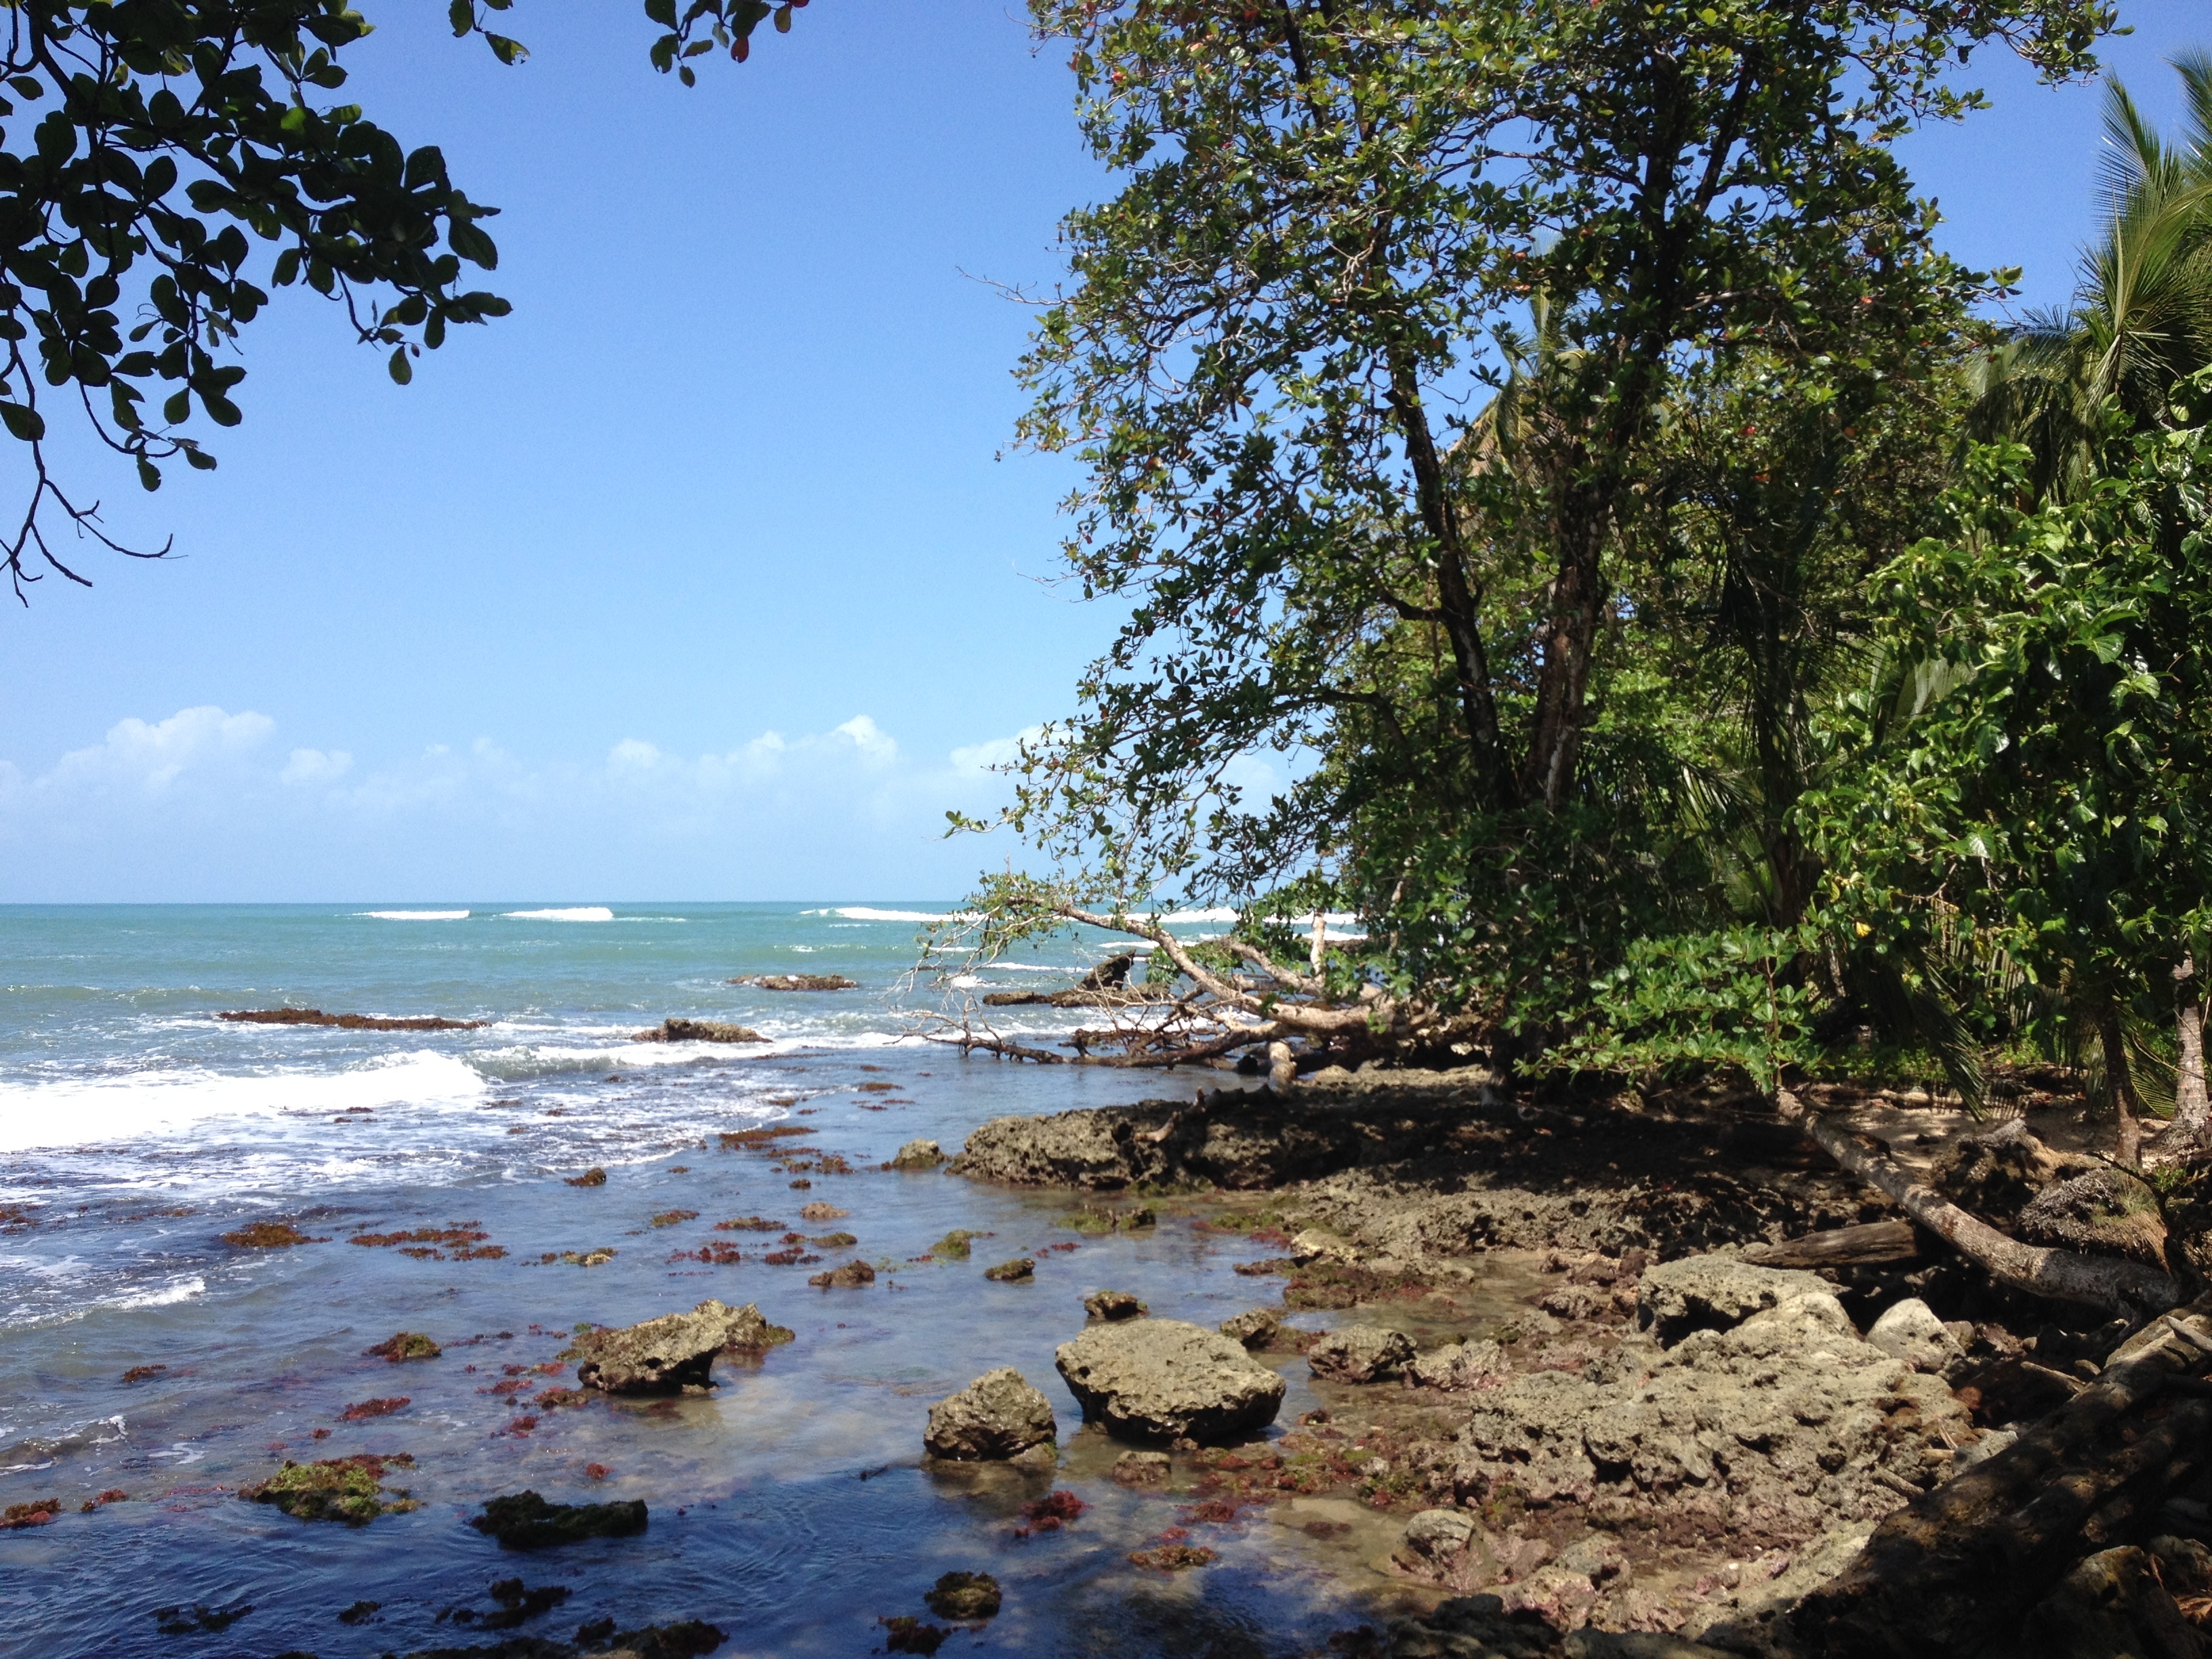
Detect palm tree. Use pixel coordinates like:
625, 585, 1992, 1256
1973, 53, 2212, 500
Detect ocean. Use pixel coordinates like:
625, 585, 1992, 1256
0, 903, 1441, 1656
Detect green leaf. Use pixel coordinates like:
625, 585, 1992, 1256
0, 401, 43, 441
136, 455, 161, 491
388, 347, 413, 386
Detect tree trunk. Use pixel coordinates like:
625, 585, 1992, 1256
2100, 1002, 2144, 1170
1788, 1097, 2178, 1316
2172, 954, 2210, 1156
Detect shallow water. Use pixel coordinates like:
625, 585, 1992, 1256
0, 905, 1514, 1656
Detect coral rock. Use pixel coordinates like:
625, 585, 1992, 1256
924, 1368, 1057, 1462
1054, 1318, 1286, 1445
1307, 1324, 1416, 1382
890, 1140, 945, 1170
1218, 1308, 1282, 1349
1084, 1289, 1148, 1322
571, 1300, 789, 1394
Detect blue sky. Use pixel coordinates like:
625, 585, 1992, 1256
0, 2, 2204, 901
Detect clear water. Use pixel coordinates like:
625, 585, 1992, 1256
0, 904, 1465, 1657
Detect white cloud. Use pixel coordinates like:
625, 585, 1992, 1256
0, 707, 1035, 901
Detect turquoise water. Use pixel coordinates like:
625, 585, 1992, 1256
0, 903, 1416, 1658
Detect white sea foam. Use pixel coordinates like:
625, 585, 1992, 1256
503, 907, 615, 922
822, 907, 961, 924
360, 909, 469, 920
109, 1275, 206, 1311
0, 1050, 486, 1153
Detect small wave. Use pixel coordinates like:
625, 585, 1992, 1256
503, 907, 615, 922
359, 909, 469, 920
823, 907, 965, 924
0, 1051, 485, 1153
0, 1414, 127, 1473
110, 1275, 206, 1312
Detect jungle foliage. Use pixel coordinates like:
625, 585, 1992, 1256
945, 1, 2212, 1151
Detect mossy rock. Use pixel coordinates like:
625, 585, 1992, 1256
922, 1571, 1002, 1620
242, 1455, 417, 1525
983, 1258, 1036, 1283
468, 1490, 649, 1550
930, 1230, 981, 1261
364, 1331, 441, 1361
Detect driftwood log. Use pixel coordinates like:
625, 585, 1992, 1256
1796, 1303, 2212, 1656
1781, 1090, 2180, 1317
1740, 1218, 1923, 1270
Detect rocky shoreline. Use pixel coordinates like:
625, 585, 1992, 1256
947, 1068, 2212, 1657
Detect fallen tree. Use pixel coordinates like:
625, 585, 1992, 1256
1780, 1088, 2179, 1317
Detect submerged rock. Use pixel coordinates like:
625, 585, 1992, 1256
365, 1331, 441, 1362
807, 1259, 876, 1289
1307, 1324, 1415, 1382
1084, 1290, 1147, 1322
632, 1019, 765, 1044
468, 1490, 649, 1550
983, 1258, 1036, 1283
218, 1007, 485, 1031
1054, 1318, 1286, 1444
242, 1454, 419, 1525
1112, 1450, 1172, 1487
571, 1300, 789, 1394
922, 1572, 1002, 1620
729, 974, 857, 991
1636, 1255, 1827, 1345
890, 1140, 945, 1170
1219, 1308, 1282, 1349
924, 1368, 1059, 1463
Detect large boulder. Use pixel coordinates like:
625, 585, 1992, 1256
571, 1300, 789, 1394
1454, 1291, 1973, 1552
1637, 1255, 1827, 1345
1054, 1318, 1286, 1444
1308, 1324, 1416, 1382
923, 1368, 1058, 1465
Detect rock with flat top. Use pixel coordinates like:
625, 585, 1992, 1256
1054, 1318, 1285, 1445
924, 1368, 1057, 1463
1637, 1255, 1826, 1345
1308, 1324, 1415, 1382
571, 1300, 788, 1394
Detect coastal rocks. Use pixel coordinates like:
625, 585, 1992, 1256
1307, 1324, 1415, 1382
1452, 1290, 1973, 1552
1864, 1297, 1960, 1373
890, 1140, 945, 1170
930, 1229, 981, 1261
1384, 1595, 1735, 1658
1220, 1308, 1282, 1349
1395, 1507, 1479, 1579
565, 1168, 608, 1188
923, 1572, 1002, 1620
242, 1453, 419, 1525
924, 1369, 1058, 1463
1054, 1318, 1286, 1444
571, 1300, 788, 1393
949, 1094, 1391, 1191
469, 1490, 649, 1550
1084, 1290, 1147, 1322
632, 1019, 765, 1044
729, 974, 857, 991
2017, 1166, 2170, 1267
1407, 1339, 1507, 1393
798, 1203, 848, 1222
218, 1007, 485, 1031
807, 1260, 876, 1289
983, 1258, 1036, 1282
1635, 1256, 1826, 1345
1112, 1450, 1172, 1487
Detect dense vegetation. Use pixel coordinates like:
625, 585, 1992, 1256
941, 1, 2212, 1167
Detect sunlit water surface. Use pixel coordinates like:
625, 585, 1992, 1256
0, 903, 1513, 1657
